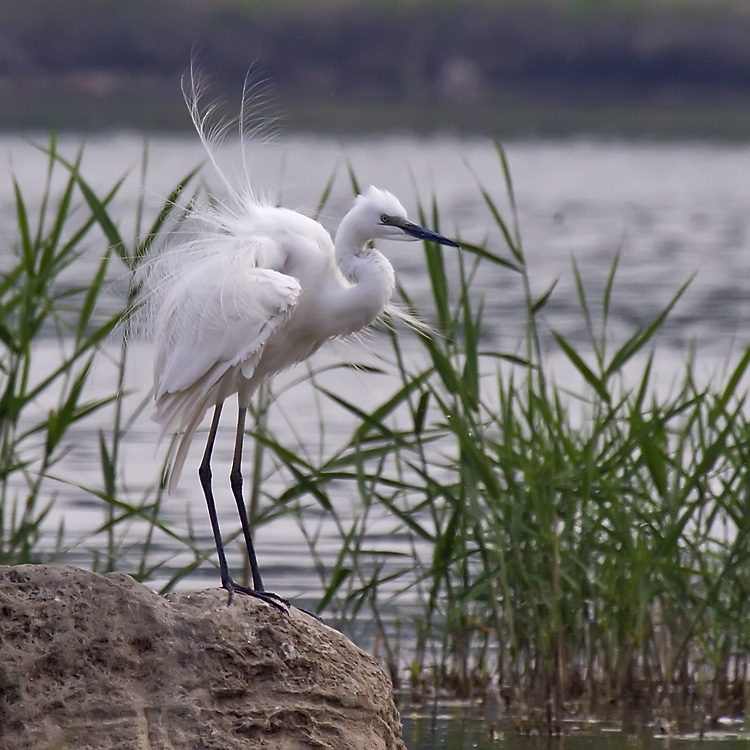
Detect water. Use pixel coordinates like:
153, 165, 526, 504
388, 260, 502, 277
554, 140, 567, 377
4, 132, 749, 355
3, 133, 750, 746
4, 131, 750, 591
402, 706, 750, 750
402, 706, 748, 750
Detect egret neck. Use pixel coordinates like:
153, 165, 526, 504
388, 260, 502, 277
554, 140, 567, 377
331, 215, 396, 336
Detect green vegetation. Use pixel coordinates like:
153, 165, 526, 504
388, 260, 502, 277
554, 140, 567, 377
2, 138, 750, 735
0, 138, 207, 583
264, 147, 750, 731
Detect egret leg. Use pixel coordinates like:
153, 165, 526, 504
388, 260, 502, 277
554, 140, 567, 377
230, 406, 265, 592
198, 404, 233, 592
226, 405, 319, 618
198, 403, 286, 612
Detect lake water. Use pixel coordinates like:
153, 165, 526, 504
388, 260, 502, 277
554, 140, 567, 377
400, 705, 750, 750
5, 131, 750, 357
3, 132, 750, 746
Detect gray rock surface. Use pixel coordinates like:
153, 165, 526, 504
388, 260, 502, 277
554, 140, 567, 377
0, 565, 405, 750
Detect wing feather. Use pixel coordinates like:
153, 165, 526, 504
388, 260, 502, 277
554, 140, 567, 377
152, 257, 301, 432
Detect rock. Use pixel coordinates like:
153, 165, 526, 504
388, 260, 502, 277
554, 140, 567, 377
0, 565, 405, 750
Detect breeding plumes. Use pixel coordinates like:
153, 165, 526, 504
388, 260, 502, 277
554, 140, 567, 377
138, 70, 459, 609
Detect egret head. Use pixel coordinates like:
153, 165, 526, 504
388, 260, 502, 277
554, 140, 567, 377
354, 186, 459, 247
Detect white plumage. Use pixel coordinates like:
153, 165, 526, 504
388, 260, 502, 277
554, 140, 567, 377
138, 71, 459, 605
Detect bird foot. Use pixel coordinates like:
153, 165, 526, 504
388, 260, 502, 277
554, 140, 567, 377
221, 579, 324, 622
223, 579, 289, 613
294, 606, 325, 623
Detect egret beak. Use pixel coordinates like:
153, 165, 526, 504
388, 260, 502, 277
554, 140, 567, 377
395, 218, 460, 247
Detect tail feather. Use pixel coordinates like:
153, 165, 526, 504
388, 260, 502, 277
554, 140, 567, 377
154, 380, 221, 493
166, 394, 214, 493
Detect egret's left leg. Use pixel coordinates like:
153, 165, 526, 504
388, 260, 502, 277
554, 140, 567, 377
230, 407, 290, 611
229, 405, 267, 592
230, 405, 318, 620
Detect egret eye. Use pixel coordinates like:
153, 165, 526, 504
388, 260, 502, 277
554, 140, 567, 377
380, 214, 390, 224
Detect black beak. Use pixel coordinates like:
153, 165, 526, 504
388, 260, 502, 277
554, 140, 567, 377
397, 219, 460, 247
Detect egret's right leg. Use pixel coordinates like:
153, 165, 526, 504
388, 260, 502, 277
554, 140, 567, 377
198, 403, 286, 612
198, 404, 233, 594
229, 406, 290, 608
230, 406, 266, 592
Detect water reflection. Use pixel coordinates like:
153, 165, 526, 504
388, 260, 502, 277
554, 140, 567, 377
402, 703, 750, 750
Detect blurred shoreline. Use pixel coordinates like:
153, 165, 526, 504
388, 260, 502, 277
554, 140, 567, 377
3, 80, 750, 140
2, 0, 750, 138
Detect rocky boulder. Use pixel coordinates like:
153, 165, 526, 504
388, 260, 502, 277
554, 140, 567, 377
0, 565, 405, 750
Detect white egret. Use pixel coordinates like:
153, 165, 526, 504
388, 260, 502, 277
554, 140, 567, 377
139, 73, 459, 609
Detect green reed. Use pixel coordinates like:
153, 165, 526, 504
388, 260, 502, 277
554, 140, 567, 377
259, 144, 750, 725
2, 136, 750, 728
0, 137, 122, 563
0, 137, 207, 587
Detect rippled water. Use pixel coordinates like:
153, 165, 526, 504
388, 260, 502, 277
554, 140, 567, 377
3, 132, 750, 618
401, 706, 750, 750
4, 132, 749, 353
